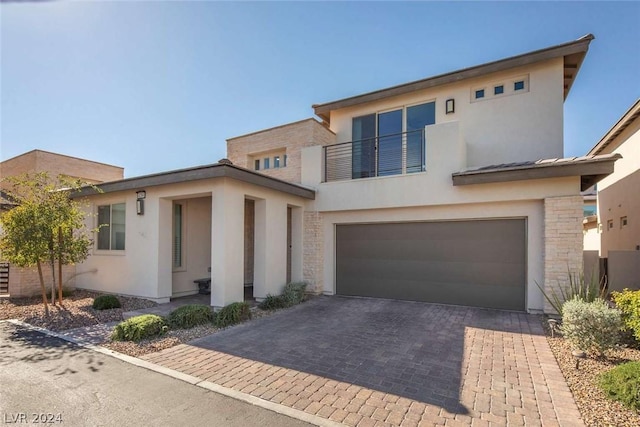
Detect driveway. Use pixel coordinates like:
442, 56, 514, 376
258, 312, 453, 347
143, 296, 583, 426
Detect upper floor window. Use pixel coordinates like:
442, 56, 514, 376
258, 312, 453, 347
283, 154, 287, 167
254, 159, 260, 171
607, 219, 614, 230
514, 80, 525, 91
263, 158, 270, 169
475, 89, 485, 99
97, 203, 125, 250
621, 216, 628, 228
274, 156, 281, 168
494, 85, 504, 95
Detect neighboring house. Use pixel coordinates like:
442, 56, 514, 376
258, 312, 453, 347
0, 150, 124, 297
73, 34, 619, 313
586, 99, 640, 291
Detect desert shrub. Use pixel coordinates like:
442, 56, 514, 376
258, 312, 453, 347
215, 302, 251, 328
612, 289, 640, 343
111, 314, 166, 342
258, 294, 288, 310
93, 294, 122, 310
282, 281, 307, 307
599, 361, 640, 410
536, 269, 605, 315
61, 287, 76, 297
561, 297, 622, 357
168, 304, 214, 329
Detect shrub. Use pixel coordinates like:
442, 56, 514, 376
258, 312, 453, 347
612, 289, 640, 342
536, 269, 605, 315
282, 281, 307, 307
215, 302, 251, 328
111, 314, 166, 342
258, 294, 288, 310
93, 294, 122, 310
61, 287, 75, 297
599, 361, 640, 410
561, 297, 622, 357
168, 304, 214, 329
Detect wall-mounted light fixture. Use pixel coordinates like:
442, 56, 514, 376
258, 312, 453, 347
445, 98, 455, 114
136, 190, 146, 215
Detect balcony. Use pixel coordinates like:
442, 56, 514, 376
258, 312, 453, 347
324, 129, 425, 182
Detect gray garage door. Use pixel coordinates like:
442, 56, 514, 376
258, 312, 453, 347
336, 219, 526, 311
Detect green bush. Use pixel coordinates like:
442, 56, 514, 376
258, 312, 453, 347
536, 269, 605, 315
258, 294, 288, 310
168, 304, 214, 329
111, 314, 167, 342
216, 302, 251, 328
561, 297, 622, 357
282, 281, 307, 307
61, 287, 75, 297
599, 361, 640, 410
612, 289, 640, 342
93, 294, 122, 310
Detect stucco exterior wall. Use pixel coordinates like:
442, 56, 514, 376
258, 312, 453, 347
596, 120, 640, 256
326, 58, 564, 168
543, 195, 584, 313
75, 177, 307, 306
226, 119, 336, 184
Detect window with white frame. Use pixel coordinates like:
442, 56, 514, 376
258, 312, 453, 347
97, 203, 126, 250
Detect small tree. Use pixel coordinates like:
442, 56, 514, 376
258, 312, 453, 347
0, 173, 94, 314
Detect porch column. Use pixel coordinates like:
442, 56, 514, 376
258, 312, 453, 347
254, 198, 288, 300
210, 183, 245, 308
290, 206, 304, 282
157, 198, 173, 302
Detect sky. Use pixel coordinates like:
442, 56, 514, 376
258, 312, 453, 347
1, 1, 639, 178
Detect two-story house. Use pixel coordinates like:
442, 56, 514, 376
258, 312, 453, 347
73, 34, 619, 313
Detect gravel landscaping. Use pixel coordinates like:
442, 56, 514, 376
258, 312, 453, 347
103, 307, 275, 357
546, 323, 640, 426
0, 290, 157, 331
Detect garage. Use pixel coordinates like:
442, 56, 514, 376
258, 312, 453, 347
335, 219, 526, 311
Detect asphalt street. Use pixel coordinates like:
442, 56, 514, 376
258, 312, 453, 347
0, 322, 310, 427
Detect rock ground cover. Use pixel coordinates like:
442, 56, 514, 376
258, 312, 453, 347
546, 324, 640, 427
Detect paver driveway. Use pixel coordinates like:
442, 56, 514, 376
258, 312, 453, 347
143, 297, 583, 426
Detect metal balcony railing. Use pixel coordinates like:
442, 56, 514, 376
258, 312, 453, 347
324, 129, 425, 182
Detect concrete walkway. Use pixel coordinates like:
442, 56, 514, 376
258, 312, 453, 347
123, 294, 211, 319
142, 297, 584, 427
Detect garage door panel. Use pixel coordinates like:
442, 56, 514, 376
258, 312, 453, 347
336, 219, 526, 311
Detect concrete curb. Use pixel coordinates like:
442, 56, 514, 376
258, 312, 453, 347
1, 319, 342, 427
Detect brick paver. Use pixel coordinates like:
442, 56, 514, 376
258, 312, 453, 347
142, 297, 583, 426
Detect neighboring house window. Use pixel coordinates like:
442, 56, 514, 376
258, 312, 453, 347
264, 158, 270, 169
254, 159, 260, 171
514, 80, 525, 91
494, 85, 504, 95
621, 216, 628, 228
274, 156, 280, 168
173, 203, 184, 269
583, 205, 596, 217
475, 89, 485, 99
283, 154, 287, 167
97, 203, 126, 250
607, 219, 614, 230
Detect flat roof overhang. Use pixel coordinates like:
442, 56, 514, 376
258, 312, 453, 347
313, 34, 594, 123
73, 163, 316, 200
452, 153, 621, 192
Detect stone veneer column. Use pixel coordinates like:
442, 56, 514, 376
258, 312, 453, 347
303, 211, 324, 294
543, 195, 584, 313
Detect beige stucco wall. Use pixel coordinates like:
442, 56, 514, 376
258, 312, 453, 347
226, 119, 336, 184
583, 223, 601, 252
75, 177, 306, 307
596, 120, 640, 256
326, 58, 564, 168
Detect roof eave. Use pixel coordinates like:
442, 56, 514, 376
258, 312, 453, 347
587, 99, 640, 156
313, 34, 594, 120
73, 164, 316, 200
452, 154, 620, 192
